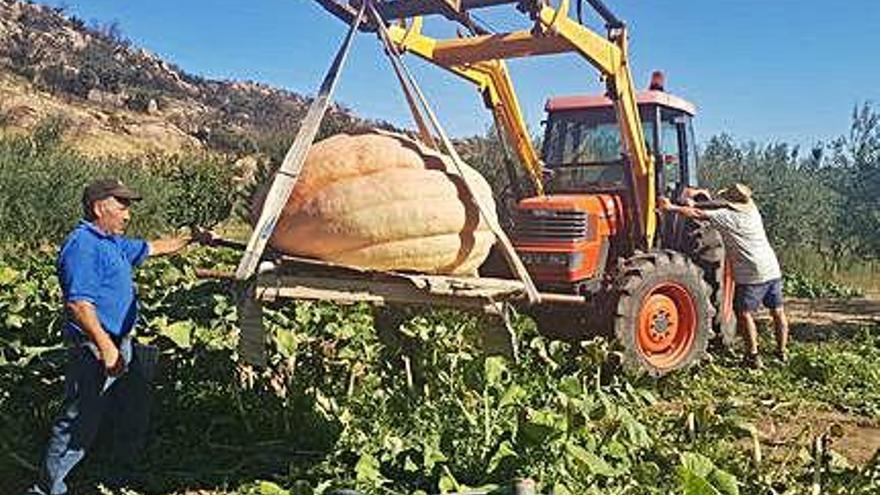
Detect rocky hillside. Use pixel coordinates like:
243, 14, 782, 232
0, 0, 370, 156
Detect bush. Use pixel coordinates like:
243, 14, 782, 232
149, 153, 240, 229
0, 121, 239, 248
3, 247, 878, 494
195, 126, 258, 155
783, 271, 863, 299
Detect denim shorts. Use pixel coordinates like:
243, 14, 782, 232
734, 278, 784, 312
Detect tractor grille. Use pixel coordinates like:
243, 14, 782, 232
513, 209, 589, 242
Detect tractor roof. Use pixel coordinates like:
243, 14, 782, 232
546, 90, 697, 116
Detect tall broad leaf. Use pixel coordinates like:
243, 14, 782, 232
256, 481, 289, 495
677, 452, 739, 495
566, 443, 617, 477
486, 440, 518, 473
157, 318, 193, 349
355, 452, 383, 484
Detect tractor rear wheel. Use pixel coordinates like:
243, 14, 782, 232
681, 220, 736, 347
664, 218, 736, 347
612, 250, 713, 376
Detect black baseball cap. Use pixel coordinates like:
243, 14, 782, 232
82, 178, 142, 206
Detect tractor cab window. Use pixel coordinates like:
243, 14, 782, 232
659, 118, 682, 196
543, 108, 626, 164
542, 107, 654, 193
655, 109, 697, 197
686, 120, 699, 186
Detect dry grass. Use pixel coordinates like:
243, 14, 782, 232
0, 71, 202, 156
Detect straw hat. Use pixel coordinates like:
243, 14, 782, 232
716, 183, 756, 212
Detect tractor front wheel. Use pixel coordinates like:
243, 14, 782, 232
612, 250, 713, 376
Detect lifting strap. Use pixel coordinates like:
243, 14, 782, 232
379, 19, 437, 148
235, 2, 366, 280
368, 2, 540, 304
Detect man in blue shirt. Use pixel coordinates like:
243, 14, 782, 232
29, 178, 209, 495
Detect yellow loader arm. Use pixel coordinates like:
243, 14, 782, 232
386, 19, 544, 195
313, 0, 656, 248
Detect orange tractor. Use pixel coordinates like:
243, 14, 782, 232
515, 85, 735, 373
288, 0, 737, 375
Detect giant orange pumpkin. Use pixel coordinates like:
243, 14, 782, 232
261, 131, 498, 275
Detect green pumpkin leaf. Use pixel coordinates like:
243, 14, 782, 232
403, 455, 419, 473
159, 320, 193, 349
486, 440, 517, 473
620, 409, 652, 448
521, 409, 566, 444
679, 470, 719, 495
438, 468, 459, 494
708, 469, 740, 495
257, 480, 289, 495
681, 452, 715, 478
678, 452, 740, 495
484, 356, 508, 386
566, 443, 617, 477
0, 266, 18, 285
274, 329, 297, 359
422, 438, 448, 470
559, 375, 582, 398
355, 452, 382, 484
499, 383, 527, 408
5, 313, 25, 329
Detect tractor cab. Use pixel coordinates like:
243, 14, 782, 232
541, 89, 698, 200
513, 82, 700, 291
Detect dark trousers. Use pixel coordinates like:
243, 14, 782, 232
28, 338, 151, 495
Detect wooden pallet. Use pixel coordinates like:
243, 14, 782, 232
253, 256, 526, 310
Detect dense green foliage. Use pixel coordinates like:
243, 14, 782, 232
783, 272, 863, 300
0, 118, 238, 248
0, 248, 878, 495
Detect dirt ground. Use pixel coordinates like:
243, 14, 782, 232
755, 410, 880, 467
750, 294, 880, 467
784, 295, 880, 328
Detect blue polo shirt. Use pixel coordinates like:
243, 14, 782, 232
58, 220, 150, 339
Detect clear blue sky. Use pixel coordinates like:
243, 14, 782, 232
40, 0, 880, 150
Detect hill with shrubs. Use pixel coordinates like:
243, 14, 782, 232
0, 0, 371, 156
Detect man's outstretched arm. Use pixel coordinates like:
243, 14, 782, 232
657, 197, 709, 220
147, 234, 192, 257
147, 228, 217, 257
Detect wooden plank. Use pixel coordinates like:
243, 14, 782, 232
235, 3, 365, 280
255, 271, 526, 310
260, 256, 526, 295
258, 281, 500, 310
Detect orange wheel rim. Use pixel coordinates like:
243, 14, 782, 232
637, 282, 697, 370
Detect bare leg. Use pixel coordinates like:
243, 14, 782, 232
770, 306, 789, 354
737, 310, 759, 355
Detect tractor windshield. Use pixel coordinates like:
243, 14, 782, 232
542, 107, 655, 193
